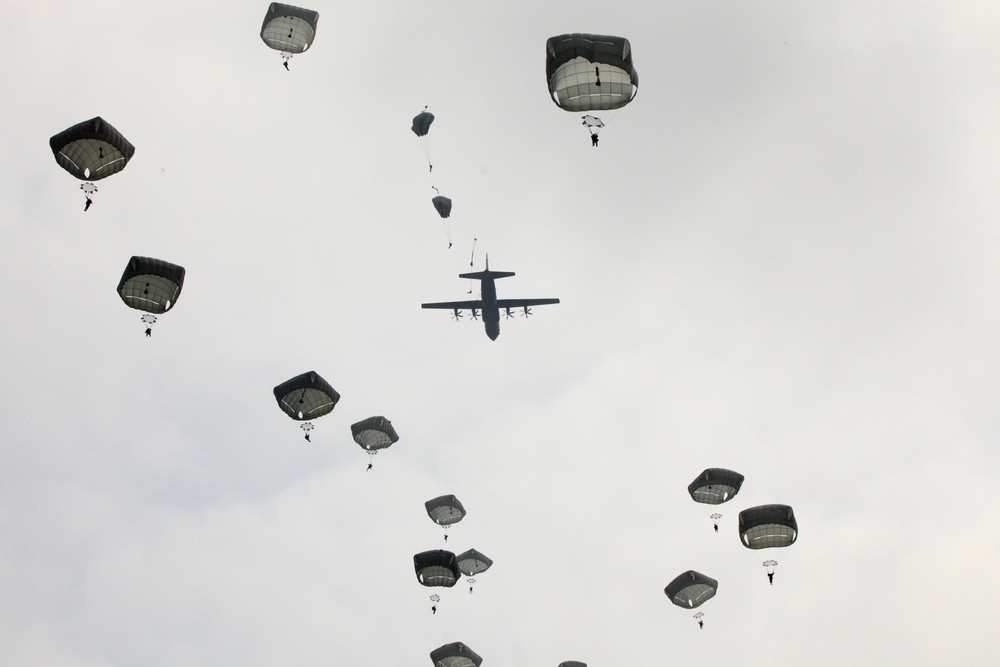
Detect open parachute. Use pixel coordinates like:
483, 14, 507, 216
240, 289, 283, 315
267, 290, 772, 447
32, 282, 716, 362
260, 2, 319, 70
273, 371, 340, 440
546, 33, 637, 145
430, 642, 482, 667
351, 416, 398, 469
50, 117, 135, 211
117, 256, 185, 336
665, 570, 718, 613
425, 494, 466, 542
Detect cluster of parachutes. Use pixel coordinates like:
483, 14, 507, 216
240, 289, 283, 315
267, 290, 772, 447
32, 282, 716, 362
415, 494, 493, 613
666, 468, 798, 629
47, 12, 648, 664
271, 370, 402, 470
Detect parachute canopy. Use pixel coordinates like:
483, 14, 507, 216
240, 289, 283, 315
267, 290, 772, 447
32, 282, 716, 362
432, 195, 452, 219
260, 2, 318, 53
546, 33, 638, 112
430, 642, 482, 667
414, 550, 460, 587
273, 371, 340, 421
50, 116, 135, 181
425, 495, 466, 527
559, 662, 587, 667
412, 111, 435, 137
456, 549, 493, 577
688, 468, 745, 505
117, 256, 185, 314
739, 504, 798, 549
351, 416, 398, 451
664, 570, 718, 609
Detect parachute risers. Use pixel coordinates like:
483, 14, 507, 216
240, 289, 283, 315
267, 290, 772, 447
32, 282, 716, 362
260, 2, 319, 69
117, 256, 185, 336
430, 642, 482, 667
273, 371, 340, 440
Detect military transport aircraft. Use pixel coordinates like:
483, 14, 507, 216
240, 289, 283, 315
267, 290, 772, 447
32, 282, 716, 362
422, 259, 559, 340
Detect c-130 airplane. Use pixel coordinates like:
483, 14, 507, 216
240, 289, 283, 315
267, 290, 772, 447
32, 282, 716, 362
422, 258, 559, 341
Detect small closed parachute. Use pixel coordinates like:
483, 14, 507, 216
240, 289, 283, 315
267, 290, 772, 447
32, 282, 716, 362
50, 117, 135, 211
413, 107, 435, 171
430, 187, 454, 248
430, 642, 482, 667
426, 494, 466, 542
546, 34, 637, 145
432, 194, 452, 219
117, 256, 185, 336
273, 371, 340, 440
260, 2, 319, 70
351, 416, 398, 469
738, 504, 798, 550
456, 549, 492, 593
664, 570, 718, 610
412, 110, 434, 137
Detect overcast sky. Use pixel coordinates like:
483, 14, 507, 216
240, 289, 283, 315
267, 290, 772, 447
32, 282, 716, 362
1, 1, 998, 665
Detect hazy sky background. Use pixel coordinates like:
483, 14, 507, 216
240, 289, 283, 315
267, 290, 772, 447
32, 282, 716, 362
1, 1, 998, 665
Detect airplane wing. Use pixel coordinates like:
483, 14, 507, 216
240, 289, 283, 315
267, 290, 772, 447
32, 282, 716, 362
421, 300, 483, 310
496, 298, 560, 308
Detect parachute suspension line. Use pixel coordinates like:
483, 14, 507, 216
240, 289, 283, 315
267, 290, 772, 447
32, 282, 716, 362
80, 182, 97, 211
470, 238, 477, 267
140, 313, 157, 337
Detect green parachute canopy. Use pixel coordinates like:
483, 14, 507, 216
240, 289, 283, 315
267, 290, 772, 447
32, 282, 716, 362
273, 371, 340, 421
260, 2, 319, 54
456, 549, 493, 577
425, 495, 466, 527
117, 256, 185, 314
430, 642, 482, 667
412, 111, 435, 137
432, 195, 452, 218
688, 468, 745, 505
414, 550, 460, 587
738, 504, 798, 549
50, 116, 135, 182
546, 33, 638, 112
664, 570, 718, 609
351, 416, 398, 451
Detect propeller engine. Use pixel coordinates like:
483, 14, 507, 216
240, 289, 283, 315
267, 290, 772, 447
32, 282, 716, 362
451, 308, 463, 321
521, 306, 533, 318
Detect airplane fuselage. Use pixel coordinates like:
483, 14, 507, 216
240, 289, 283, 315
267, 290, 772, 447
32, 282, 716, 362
480, 278, 500, 340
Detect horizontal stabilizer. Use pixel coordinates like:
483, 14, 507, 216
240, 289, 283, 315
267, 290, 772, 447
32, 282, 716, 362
459, 269, 515, 281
